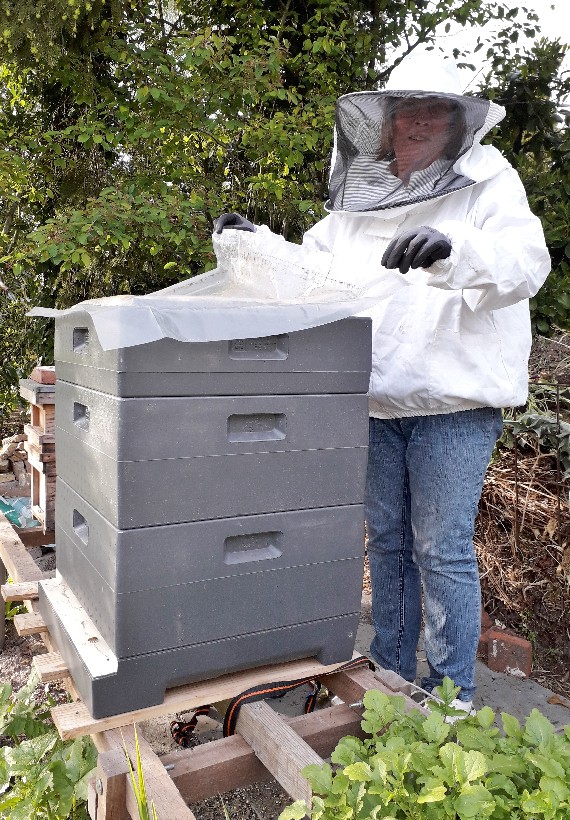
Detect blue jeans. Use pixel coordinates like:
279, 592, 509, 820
365, 409, 502, 701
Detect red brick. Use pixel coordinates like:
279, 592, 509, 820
481, 608, 493, 631
29, 366, 56, 385
486, 628, 532, 678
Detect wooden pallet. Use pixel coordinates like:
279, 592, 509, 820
1, 511, 425, 818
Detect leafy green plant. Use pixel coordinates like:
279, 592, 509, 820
279, 677, 570, 819
0, 670, 97, 819
122, 724, 158, 820
4, 599, 25, 622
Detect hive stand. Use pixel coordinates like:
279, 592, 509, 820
1, 515, 426, 819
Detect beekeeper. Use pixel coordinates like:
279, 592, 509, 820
215, 52, 551, 713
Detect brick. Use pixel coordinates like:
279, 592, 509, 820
486, 628, 532, 678
30, 366, 56, 385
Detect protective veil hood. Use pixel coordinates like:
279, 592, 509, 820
326, 52, 507, 214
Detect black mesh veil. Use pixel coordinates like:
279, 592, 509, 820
327, 90, 499, 213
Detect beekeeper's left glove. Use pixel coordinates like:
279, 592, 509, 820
382, 226, 451, 274
214, 213, 256, 234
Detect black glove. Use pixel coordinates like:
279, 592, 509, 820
214, 212, 256, 234
381, 226, 452, 274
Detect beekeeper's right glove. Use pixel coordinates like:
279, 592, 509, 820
214, 213, 256, 234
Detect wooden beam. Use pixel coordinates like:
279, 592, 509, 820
235, 701, 322, 807
325, 667, 429, 715
14, 612, 48, 636
23, 424, 55, 447
19, 379, 56, 405
33, 651, 70, 682
162, 702, 365, 804
51, 655, 355, 741
1, 581, 39, 602
0, 513, 45, 582
12, 526, 55, 549
91, 745, 130, 820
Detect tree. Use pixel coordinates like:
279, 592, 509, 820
0, 0, 547, 419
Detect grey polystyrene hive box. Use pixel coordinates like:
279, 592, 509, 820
54, 382, 369, 528
54, 312, 372, 396
39, 316, 373, 718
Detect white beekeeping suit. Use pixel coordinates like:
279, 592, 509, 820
300, 52, 551, 416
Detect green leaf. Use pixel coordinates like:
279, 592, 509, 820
476, 706, 495, 730
462, 750, 487, 782
523, 709, 556, 747
331, 736, 363, 767
422, 711, 451, 745
454, 784, 495, 818
526, 752, 565, 779
455, 724, 497, 754
343, 761, 373, 782
521, 790, 551, 813
278, 802, 309, 820
417, 784, 447, 803
501, 712, 522, 738
301, 763, 333, 795
539, 775, 569, 801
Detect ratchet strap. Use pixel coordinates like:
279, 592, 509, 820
170, 655, 374, 746
223, 654, 374, 737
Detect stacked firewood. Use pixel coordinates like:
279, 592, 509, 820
0, 433, 28, 486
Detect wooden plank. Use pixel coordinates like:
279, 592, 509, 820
13, 526, 55, 549
30, 366, 56, 385
0, 513, 45, 582
163, 702, 365, 804
23, 424, 55, 447
33, 651, 70, 682
1, 581, 38, 601
25, 443, 56, 463
14, 611, 48, 636
235, 701, 321, 806
51, 655, 358, 741
326, 667, 429, 715
25, 455, 57, 476
30, 404, 55, 434
92, 745, 130, 820
19, 379, 56, 405
106, 727, 196, 820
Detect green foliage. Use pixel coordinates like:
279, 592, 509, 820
500, 381, 570, 477
0, 0, 554, 423
121, 724, 159, 820
280, 677, 570, 819
479, 39, 570, 334
0, 670, 97, 819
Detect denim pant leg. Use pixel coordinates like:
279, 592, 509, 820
365, 418, 421, 682
405, 408, 503, 701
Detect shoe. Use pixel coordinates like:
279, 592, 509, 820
444, 698, 476, 724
